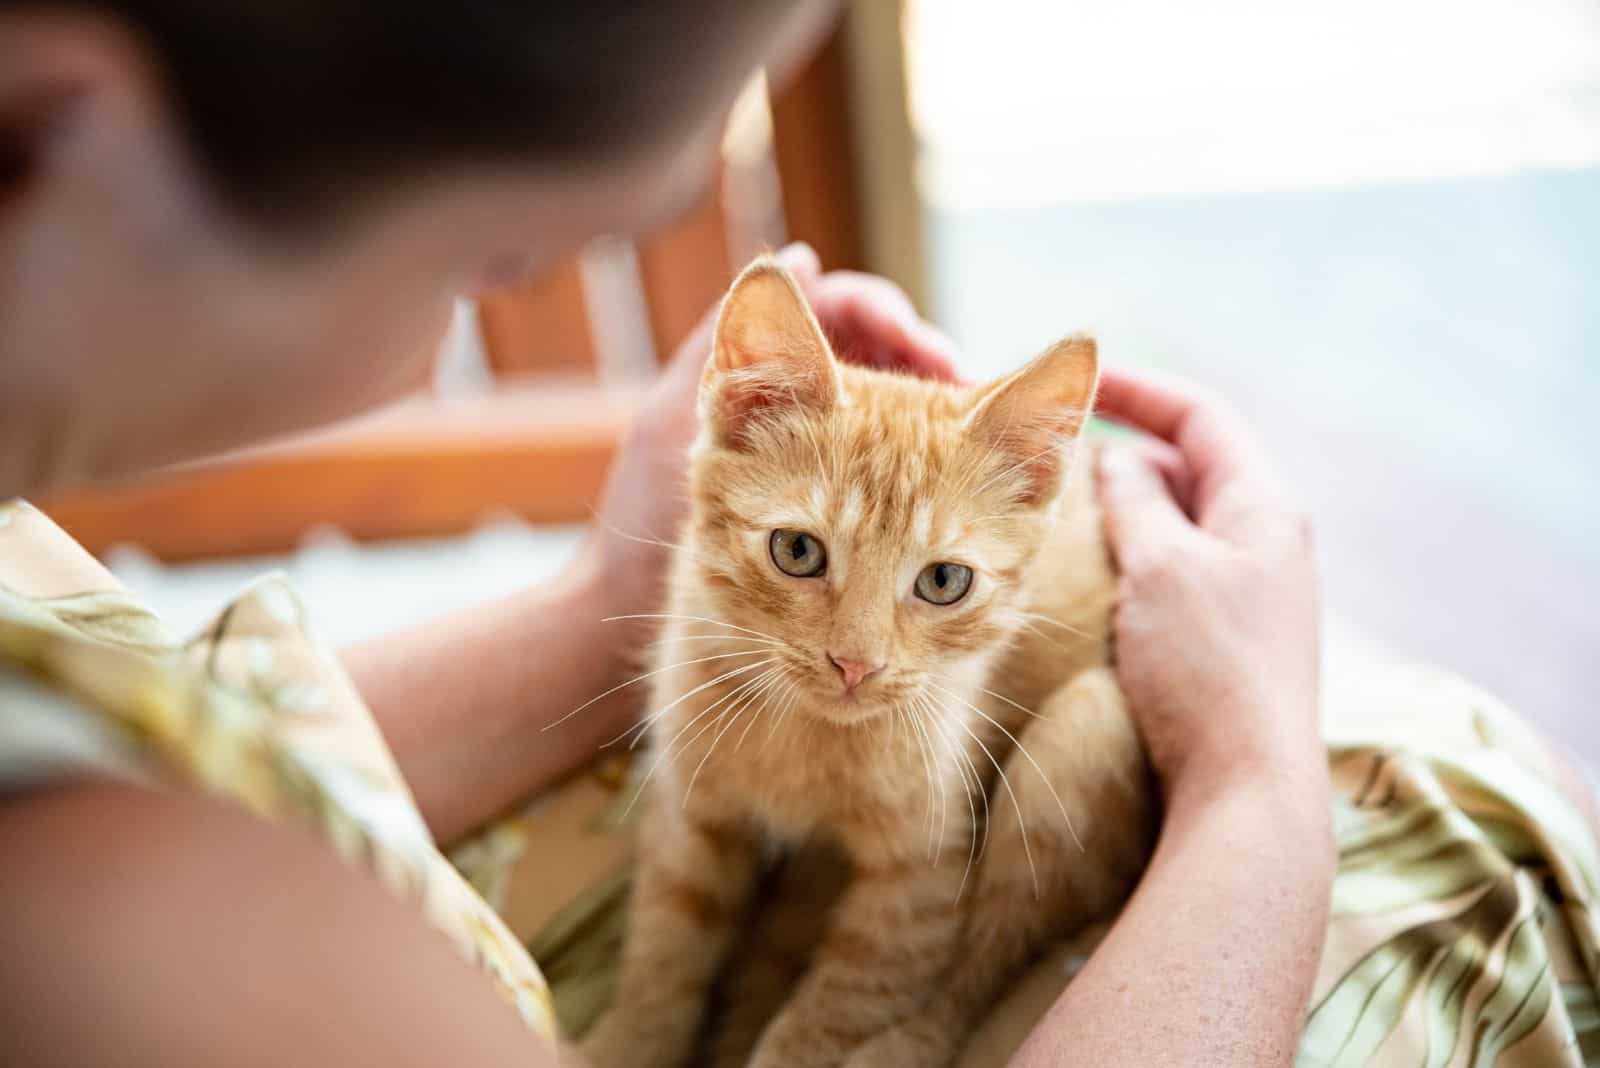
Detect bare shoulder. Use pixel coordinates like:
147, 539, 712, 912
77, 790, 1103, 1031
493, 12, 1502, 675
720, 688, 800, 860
0, 782, 554, 1068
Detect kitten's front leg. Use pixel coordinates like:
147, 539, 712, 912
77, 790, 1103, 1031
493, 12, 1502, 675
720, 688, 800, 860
708, 840, 852, 1068
582, 796, 761, 1068
747, 835, 972, 1068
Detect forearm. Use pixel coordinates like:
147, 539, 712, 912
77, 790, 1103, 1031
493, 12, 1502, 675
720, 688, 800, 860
345, 542, 640, 843
1011, 756, 1334, 1068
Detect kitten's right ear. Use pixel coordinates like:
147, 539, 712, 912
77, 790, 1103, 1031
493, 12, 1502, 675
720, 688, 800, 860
964, 335, 1099, 504
701, 258, 841, 448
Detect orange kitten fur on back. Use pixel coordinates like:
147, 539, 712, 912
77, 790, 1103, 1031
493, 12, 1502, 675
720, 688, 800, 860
582, 260, 1156, 1068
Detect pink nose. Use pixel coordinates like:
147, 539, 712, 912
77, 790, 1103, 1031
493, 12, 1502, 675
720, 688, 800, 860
828, 653, 884, 692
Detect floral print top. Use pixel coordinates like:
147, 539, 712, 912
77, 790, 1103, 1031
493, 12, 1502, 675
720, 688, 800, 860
0, 499, 556, 1042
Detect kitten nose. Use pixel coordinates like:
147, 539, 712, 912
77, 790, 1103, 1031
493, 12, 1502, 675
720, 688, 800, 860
828, 653, 884, 692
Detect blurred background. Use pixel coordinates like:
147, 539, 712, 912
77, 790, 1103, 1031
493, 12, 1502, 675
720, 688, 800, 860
43, 1, 1599, 757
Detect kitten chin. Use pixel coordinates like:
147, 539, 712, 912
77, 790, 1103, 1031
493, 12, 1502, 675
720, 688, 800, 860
791, 691, 897, 727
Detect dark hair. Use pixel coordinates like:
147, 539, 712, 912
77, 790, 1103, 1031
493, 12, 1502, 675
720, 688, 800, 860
86, 2, 789, 218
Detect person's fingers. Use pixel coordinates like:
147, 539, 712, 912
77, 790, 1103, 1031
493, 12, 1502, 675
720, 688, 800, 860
1095, 368, 1250, 475
1125, 437, 1197, 520
900, 320, 964, 382
808, 271, 963, 383
775, 241, 822, 290
1097, 447, 1198, 574
1095, 367, 1285, 539
811, 270, 918, 321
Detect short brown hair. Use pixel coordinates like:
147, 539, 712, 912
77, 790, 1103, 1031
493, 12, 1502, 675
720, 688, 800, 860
87, 2, 791, 220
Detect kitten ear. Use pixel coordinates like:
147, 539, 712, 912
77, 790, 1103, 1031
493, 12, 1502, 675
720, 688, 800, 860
701, 257, 842, 448
963, 335, 1099, 504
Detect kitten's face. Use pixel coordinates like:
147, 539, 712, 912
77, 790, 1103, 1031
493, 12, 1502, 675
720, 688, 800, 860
685, 261, 1097, 725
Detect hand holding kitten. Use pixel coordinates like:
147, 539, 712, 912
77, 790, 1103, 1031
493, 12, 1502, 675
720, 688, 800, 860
1095, 370, 1325, 803
1009, 372, 1332, 1068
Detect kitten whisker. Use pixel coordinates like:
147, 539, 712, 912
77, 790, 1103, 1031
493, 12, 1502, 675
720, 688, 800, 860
623, 665, 781, 818
1018, 621, 1067, 650
893, 705, 931, 856
900, 702, 943, 863
589, 515, 725, 574
943, 697, 1041, 899
617, 658, 775, 752
666, 668, 779, 762
548, 648, 773, 732
608, 656, 777, 750
916, 698, 959, 866
1015, 611, 1096, 642
942, 710, 990, 860
648, 633, 784, 650
759, 675, 806, 752
926, 680, 1084, 856
910, 707, 939, 858
683, 666, 788, 808
931, 673, 1046, 722
973, 684, 1046, 720
916, 692, 981, 902
603, 613, 790, 647
736, 674, 796, 755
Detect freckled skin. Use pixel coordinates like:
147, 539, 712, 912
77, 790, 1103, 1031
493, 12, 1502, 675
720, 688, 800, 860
583, 263, 1157, 1068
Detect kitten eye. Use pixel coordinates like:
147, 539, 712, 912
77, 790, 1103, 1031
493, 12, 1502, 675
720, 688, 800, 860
915, 562, 973, 605
769, 529, 827, 577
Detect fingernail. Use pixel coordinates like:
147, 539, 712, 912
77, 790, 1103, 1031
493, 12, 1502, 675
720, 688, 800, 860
1099, 448, 1131, 480
776, 241, 819, 273
914, 322, 956, 359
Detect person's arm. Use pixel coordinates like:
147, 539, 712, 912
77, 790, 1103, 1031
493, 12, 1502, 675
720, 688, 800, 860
0, 783, 564, 1068
1011, 370, 1332, 1066
344, 544, 634, 844
1011, 750, 1331, 1066
346, 244, 962, 843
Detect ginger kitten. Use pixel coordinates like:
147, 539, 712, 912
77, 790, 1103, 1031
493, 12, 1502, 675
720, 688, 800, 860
582, 260, 1155, 1068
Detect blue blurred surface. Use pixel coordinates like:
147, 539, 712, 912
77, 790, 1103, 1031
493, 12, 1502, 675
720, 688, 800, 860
929, 168, 1600, 757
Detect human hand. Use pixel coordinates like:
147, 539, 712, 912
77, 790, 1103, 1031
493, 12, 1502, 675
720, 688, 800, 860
1094, 369, 1323, 801
588, 243, 961, 630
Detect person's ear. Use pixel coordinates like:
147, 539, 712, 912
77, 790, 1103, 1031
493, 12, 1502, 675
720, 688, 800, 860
0, 10, 167, 209
699, 255, 843, 449
963, 335, 1099, 504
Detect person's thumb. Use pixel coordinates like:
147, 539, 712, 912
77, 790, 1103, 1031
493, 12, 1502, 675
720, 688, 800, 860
1098, 446, 1196, 574
774, 241, 821, 291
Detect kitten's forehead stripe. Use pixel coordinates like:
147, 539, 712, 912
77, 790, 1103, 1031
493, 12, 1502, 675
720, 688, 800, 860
837, 488, 865, 539
912, 503, 933, 548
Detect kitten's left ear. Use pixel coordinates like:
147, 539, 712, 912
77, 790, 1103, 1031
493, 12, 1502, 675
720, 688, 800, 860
964, 335, 1099, 504
701, 257, 842, 448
